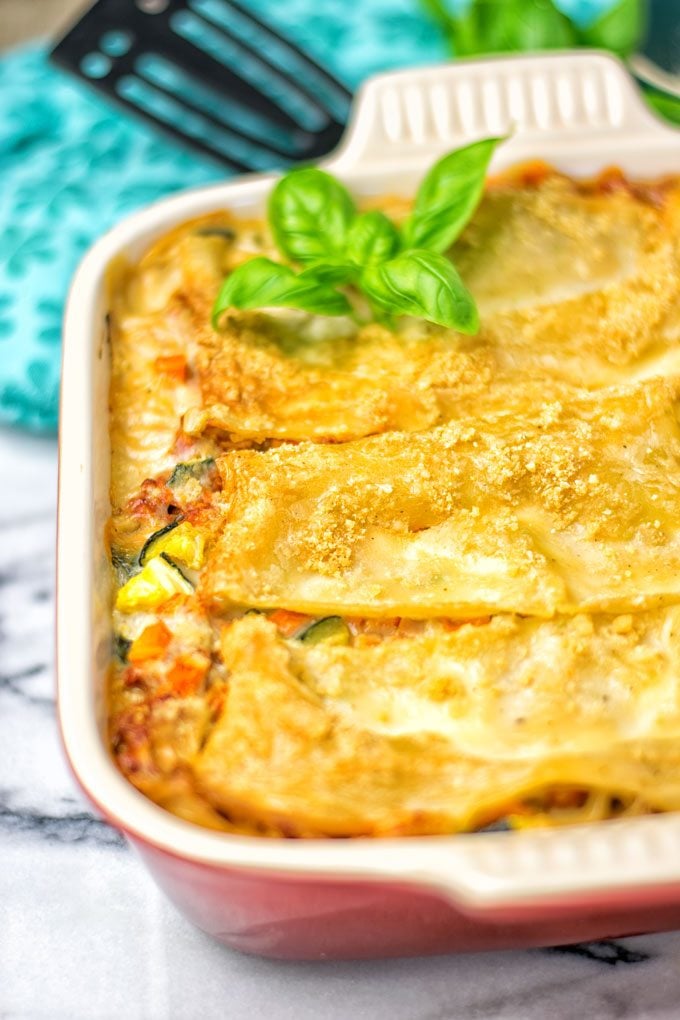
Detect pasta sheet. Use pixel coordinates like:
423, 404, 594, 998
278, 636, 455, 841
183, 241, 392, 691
202, 379, 680, 618
194, 612, 680, 836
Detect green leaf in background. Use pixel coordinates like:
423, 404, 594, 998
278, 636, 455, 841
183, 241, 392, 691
361, 250, 479, 333
212, 257, 351, 323
644, 87, 680, 125
508, 0, 577, 50
578, 0, 644, 57
420, 0, 478, 54
403, 136, 503, 252
474, 0, 576, 53
425, 0, 577, 56
420, 0, 644, 61
268, 167, 356, 264
345, 211, 401, 265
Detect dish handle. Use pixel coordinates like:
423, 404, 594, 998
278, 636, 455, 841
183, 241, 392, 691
411, 812, 680, 912
329, 50, 675, 171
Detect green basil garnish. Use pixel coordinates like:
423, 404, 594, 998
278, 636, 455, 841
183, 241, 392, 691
361, 250, 479, 334
345, 211, 400, 266
298, 261, 356, 287
403, 137, 503, 253
212, 256, 352, 326
213, 136, 504, 334
268, 167, 356, 264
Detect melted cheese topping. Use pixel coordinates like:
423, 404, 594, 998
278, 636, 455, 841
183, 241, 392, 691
107, 167, 680, 837
202, 379, 680, 618
194, 611, 680, 836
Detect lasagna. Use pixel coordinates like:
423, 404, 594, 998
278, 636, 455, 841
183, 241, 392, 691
108, 165, 680, 836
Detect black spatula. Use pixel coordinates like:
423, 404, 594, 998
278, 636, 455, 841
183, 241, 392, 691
50, 0, 353, 172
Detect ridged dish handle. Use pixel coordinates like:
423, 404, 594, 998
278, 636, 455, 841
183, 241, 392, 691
329, 50, 676, 171
410, 813, 680, 911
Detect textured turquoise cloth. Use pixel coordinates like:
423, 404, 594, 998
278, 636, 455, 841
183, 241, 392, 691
0, 0, 613, 431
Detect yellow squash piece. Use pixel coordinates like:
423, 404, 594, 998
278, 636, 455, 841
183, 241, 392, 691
115, 555, 194, 612
142, 521, 206, 570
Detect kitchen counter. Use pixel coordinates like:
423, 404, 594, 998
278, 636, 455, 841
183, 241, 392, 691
3, 430, 680, 1020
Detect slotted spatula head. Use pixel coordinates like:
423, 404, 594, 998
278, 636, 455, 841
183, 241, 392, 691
50, 0, 353, 172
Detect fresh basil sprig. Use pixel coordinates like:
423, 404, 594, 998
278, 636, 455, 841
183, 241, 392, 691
403, 137, 502, 253
212, 257, 351, 325
268, 167, 356, 263
212, 135, 503, 334
362, 251, 479, 334
346, 211, 401, 266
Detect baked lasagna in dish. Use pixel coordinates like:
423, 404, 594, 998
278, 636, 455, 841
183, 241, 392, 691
108, 162, 680, 837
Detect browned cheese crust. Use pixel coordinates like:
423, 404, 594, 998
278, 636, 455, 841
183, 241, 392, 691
107, 167, 680, 836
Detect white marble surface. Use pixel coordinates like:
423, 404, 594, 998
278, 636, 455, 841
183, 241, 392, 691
3, 429, 680, 1020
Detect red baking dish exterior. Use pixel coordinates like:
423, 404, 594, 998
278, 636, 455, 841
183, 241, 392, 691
57, 51, 680, 959
134, 842, 680, 959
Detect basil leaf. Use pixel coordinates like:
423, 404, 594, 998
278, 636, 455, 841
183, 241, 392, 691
644, 88, 680, 126
461, 0, 524, 54
403, 136, 502, 253
449, 6, 483, 56
212, 257, 351, 325
268, 167, 357, 264
578, 0, 642, 57
478, 0, 575, 52
361, 250, 479, 334
422, 0, 577, 55
298, 261, 356, 286
419, 0, 462, 51
346, 211, 401, 266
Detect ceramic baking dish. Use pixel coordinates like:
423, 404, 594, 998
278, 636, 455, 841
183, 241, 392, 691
58, 51, 680, 960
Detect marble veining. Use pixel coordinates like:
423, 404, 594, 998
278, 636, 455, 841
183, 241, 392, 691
2, 429, 680, 1020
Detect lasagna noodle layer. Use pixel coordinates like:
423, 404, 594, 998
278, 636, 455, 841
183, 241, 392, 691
108, 306, 197, 507
193, 612, 680, 836
201, 378, 680, 618
108, 169, 680, 837
181, 174, 680, 444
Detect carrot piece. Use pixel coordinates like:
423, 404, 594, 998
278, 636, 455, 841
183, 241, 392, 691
128, 621, 172, 663
441, 616, 491, 632
350, 617, 400, 637
354, 634, 382, 649
550, 789, 588, 810
154, 354, 187, 382
268, 608, 312, 637
166, 654, 209, 697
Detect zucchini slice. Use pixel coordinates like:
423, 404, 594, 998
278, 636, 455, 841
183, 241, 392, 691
115, 554, 194, 612
167, 458, 215, 489
158, 553, 194, 587
113, 633, 131, 663
140, 520, 205, 569
299, 616, 351, 647
139, 520, 181, 566
111, 548, 137, 586
195, 227, 236, 241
